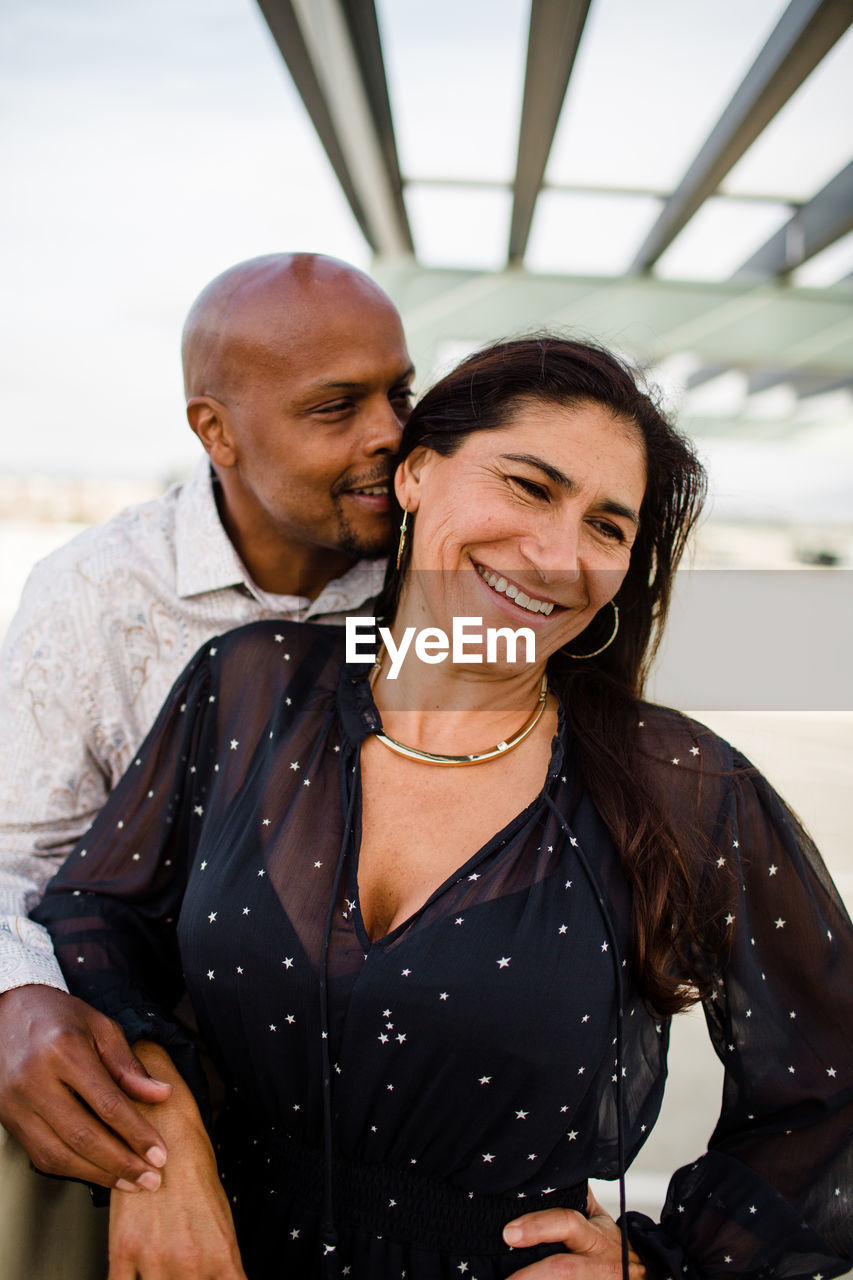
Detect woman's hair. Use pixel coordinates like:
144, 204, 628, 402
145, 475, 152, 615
377, 336, 717, 1015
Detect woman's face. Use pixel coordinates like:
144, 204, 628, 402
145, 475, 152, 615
395, 397, 647, 668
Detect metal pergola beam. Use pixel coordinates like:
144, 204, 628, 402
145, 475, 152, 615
734, 159, 853, 278
256, 0, 412, 255
508, 0, 592, 264
629, 0, 852, 274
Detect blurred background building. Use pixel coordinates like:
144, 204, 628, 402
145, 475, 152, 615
1, 0, 851, 1232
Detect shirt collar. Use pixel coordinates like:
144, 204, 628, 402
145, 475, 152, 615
174, 458, 387, 614
175, 459, 249, 599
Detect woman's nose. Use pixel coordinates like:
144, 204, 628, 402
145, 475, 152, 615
521, 524, 582, 585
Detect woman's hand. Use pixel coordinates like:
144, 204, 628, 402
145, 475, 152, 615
107, 1041, 247, 1280
503, 1190, 646, 1278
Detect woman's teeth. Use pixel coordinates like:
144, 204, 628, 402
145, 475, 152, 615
476, 565, 555, 615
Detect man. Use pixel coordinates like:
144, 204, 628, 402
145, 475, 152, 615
0, 254, 413, 1222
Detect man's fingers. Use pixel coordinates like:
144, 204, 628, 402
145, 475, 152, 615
21, 1075, 164, 1188
95, 1019, 173, 1104
12, 1109, 136, 1188
504, 1208, 598, 1252
68, 1059, 168, 1170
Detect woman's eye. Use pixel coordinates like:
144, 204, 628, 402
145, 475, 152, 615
590, 519, 625, 543
512, 476, 549, 500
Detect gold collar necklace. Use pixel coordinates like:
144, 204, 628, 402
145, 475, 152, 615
368, 649, 548, 766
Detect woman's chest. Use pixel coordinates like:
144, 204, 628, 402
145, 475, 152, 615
356, 736, 553, 941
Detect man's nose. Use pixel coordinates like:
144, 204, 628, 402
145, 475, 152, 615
363, 396, 405, 454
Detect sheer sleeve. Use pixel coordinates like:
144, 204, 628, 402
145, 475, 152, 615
30, 641, 215, 1106
626, 747, 853, 1279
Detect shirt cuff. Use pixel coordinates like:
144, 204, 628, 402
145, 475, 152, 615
0, 916, 68, 995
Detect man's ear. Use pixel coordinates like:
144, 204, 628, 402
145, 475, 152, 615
394, 446, 435, 511
186, 397, 237, 468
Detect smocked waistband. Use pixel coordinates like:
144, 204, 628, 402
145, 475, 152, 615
256, 1131, 588, 1255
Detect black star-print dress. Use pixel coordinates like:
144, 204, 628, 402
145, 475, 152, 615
33, 622, 853, 1280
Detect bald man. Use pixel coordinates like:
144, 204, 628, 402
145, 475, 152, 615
0, 255, 413, 1259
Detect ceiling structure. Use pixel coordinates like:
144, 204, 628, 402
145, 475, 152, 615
257, 0, 853, 441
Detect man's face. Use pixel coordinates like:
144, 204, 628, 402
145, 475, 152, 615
220, 285, 414, 563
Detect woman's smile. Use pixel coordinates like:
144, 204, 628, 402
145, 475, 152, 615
473, 561, 562, 617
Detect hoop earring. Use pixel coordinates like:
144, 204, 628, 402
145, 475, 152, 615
563, 601, 619, 660
395, 509, 408, 570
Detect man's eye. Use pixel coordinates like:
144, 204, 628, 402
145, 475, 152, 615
512, 476, 549, 499
313, 401, 352, 415
391, 387, 414, 405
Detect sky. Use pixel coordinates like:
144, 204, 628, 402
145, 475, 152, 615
1, 0, 852, 525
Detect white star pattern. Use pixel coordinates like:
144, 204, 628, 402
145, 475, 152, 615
230, 740, 239, 750
774, 918, 786, 929
208, 912, 217, 923
497, 956, 511, 969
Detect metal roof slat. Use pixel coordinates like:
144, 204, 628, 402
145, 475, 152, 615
508, 0, 592, 264
733, 158, 853, 277
257, 0, 412, 254
629, 0, 853, 273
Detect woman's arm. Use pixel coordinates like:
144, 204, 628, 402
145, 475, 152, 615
626, 751, 853, 1278
108, 1041, 246, 1280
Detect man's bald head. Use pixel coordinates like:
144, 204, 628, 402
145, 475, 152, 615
181, 252, 402, 404
180, 252, 413, 596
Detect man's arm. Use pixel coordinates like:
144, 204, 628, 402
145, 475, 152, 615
0, 557, 172, 1188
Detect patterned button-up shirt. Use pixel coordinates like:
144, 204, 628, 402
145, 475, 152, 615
0, 458, 385, 992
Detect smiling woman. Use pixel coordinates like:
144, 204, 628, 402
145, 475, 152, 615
32, 337, 853, 1280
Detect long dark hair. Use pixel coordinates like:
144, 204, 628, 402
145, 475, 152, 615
377, 336, 715, 1015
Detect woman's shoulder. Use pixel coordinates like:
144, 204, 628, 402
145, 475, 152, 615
634, 701, 736, 773
210, 619, 347, 669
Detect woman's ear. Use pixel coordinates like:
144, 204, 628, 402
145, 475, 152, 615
394, 446, 435, 512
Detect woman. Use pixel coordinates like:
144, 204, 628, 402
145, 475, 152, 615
33, 338, 853, 1280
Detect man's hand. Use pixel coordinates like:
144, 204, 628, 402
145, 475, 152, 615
504, 1190, 646, 1278
108, 1040, 247, 1280
0, 985, 172, 1189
